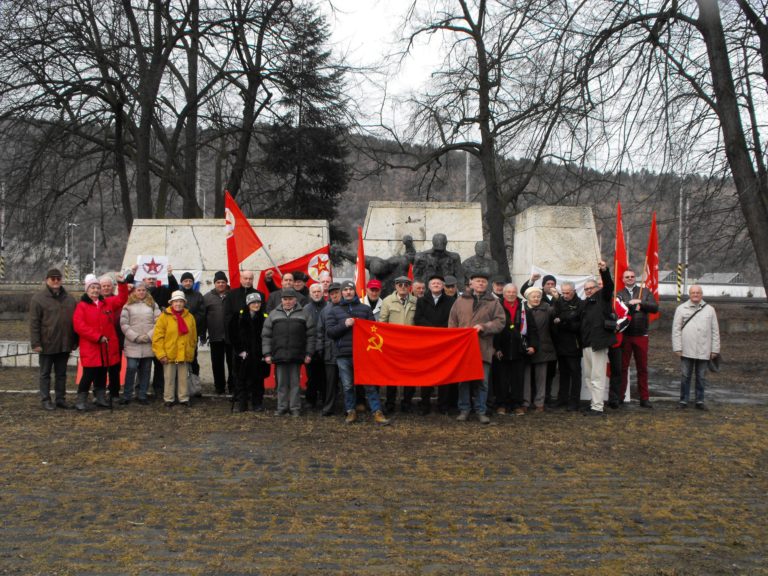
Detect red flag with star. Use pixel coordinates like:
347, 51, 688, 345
256, 246, 332, 296
224, 191, 263, 289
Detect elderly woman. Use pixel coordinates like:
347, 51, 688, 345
233, 292, 269, 413
493, 283, 539, 415
152, 290, 197, 407
73, 274, 124, 411
523, 286, 556, 413
120, 282, 160, 405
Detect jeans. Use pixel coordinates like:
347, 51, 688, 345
336, 357, 381, 413
680, 357, 708, 404
458, 362, 491, 415
38, 352, 70, 401
124, 357, 152, 400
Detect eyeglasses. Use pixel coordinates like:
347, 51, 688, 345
584, 285, 597, 291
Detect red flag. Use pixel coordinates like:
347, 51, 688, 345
407, 263, 414, 282
352, 319, 484, 386
643, 212, 660, 323
614, 202, 629, 296
224, 191, 263, 289
355, 226, 366, 298
256, 246, 332, 297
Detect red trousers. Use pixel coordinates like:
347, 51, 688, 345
620, 335, 650, 401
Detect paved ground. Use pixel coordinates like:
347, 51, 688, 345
1, 371, 766, 576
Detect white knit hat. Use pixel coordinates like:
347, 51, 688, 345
84, 274, 100, 290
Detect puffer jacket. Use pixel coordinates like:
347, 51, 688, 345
261, 303, 316, 364
448, 290, 505, 363
672, 300, 720, 360
325, 297, 375, 358
29, 286, 77, 354
527, 302, 556, 364
73, 294, 123, 367
120, 299, 161, 358
152, 307, 197, 363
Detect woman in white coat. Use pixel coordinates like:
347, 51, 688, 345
120, 283, 161, 404
672, 285, 720, 410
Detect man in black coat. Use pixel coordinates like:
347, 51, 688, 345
413, 274, 455, 415
552, 281, 583, 411
579, 260, 616, 416
179, 272, 206, 394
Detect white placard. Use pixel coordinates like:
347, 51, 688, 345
135, 255, 169, 285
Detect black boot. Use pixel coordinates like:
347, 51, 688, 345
94, 388, 111, 408
75, 392, 88, 412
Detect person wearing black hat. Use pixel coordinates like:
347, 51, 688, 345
178, 271, 206, 395
443, 275, 460, 300
317, 282, 343, 416
380, 275, 418, 413
262, 287, 316, 417
203, 271, 233, 394
29, 268, 78, 410
414, 274, 455, 415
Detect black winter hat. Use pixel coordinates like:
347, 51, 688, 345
542, 275, 557, 286
180, 272, 195, 282
214, 271, 228, 283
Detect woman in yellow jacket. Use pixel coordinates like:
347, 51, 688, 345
152, 290, 197, 407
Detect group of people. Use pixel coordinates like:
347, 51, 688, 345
29, 257, 720, 422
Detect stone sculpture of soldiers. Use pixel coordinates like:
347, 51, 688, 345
461, 241, 498, 288
412, 233, 463, 284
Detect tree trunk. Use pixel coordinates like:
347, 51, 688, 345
183, 0, 201, 218
697, 0, 768, 290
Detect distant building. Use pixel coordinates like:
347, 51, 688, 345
658, 270, 764, 298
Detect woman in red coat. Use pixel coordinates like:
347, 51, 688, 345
73, 274, 123, 411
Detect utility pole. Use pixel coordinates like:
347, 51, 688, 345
677, 182, 684, 301
0, 181, 6, 280
465, 151, 470, 202
92, 226, 96, 275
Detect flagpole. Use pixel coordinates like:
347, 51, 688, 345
261, 244, 283, 277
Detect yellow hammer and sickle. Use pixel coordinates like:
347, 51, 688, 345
366, 326, 384, 352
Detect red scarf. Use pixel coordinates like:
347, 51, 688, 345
503, 298, 519, 325
172, 308, 189, 335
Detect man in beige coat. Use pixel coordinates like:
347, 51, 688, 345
379, 275, 418, 413
672, 285, 720, 410
448, 271, 505, 423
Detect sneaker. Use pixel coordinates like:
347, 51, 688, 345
514, 407, 526, 416
695, 403, 709, 411
345, 410, 357, 424
373, 410, 390, 425
678, 402, 688, 409
478, 414, 491, 425
639, 400, 653, 409
42, 399, 55, 411
456, 411, 469, 422
496, 407, 507, 416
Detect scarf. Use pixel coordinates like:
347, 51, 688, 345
172, 308, 189, 335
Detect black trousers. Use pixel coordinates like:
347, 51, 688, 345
210, 341, 233, 393
557, 355, 582, 406
38, 352, 70, 402
437, 383, 458, 413
545, 359, 558, 402
236, 369, 264, 410
488, 356, 503, 408
305, 354, 326, 407
77, 366, 107, 394
152, 357, 165, 395
322, 363, 340, 414
496, 358, 525, 408
608, 346, 623, 403
107, 363, 121, 397
386, 386, 415, 411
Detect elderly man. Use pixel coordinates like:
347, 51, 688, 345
262, 288, 316, 417
552, 281, 583, 410
317, 282, 343, 416
362, 279, 383, 320
443, 275, 459, 300
265, 271, 309, 312
672, 285, 720, 410
449, 271, 505, 424
303, 283, 328, 408
617, 267, 659, 408
380, 275, 418, 413
414, 274, 455, 415
203, 271, 233, 394
325, 281, 389, 425
29, 268, 78, 410
579, 261, 616, 416
411, 280, 426, 299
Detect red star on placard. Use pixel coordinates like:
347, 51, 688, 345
143, 258, 164, 275
312, 255, 330, 276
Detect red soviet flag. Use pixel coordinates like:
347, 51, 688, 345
355, 226, 366, 299
352, 319, 484, 386
224, 191, 263, 289
614, 201, 629, 296
643, 212, 660, 323
256, 245, 332, 297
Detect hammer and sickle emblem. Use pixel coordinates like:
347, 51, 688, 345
366, 325, 384, 353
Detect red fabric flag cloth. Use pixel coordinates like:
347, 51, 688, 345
407, 262, 414, 282
614, 201, 629, 296
256, 245, 332, 297
643, 212, 660, 323
224, 191, 263, 289
352, 319, 484, 386
355, 226, 366, 299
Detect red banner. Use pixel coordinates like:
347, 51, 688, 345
225, 191, 264, 289
355, 226, 366, 299
256, 245, 332, 297
352, 319, 484, 386
643, 211, 660, 323
614, 201, 629, 296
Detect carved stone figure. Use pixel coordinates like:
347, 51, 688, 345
412, 233, 463, 283
461, 241, 498, 286
333, 235, 416, 297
